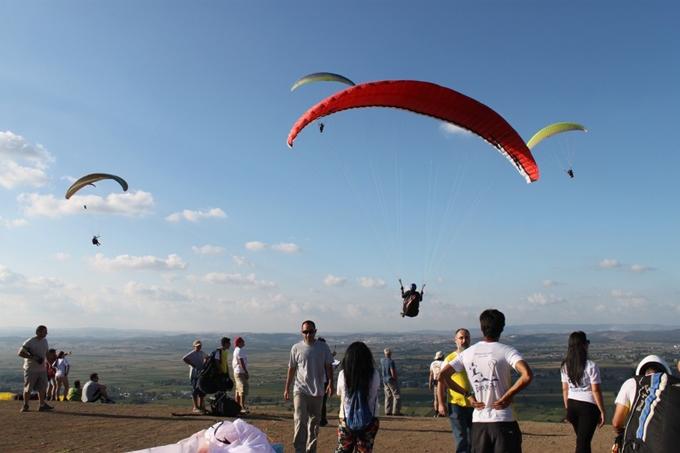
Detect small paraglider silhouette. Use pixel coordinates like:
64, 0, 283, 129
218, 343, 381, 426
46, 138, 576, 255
92, 235, 101, 246
319, 122, 325, 133
566, 168, 575, 178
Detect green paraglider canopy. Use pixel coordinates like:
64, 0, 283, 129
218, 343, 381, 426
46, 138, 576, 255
65, 173, 128, 199
290, 72, 355, 92
526, 122, 587, 150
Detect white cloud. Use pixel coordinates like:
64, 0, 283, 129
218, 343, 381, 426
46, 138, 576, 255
232, 255, 253, 268
599, 258, 621, 269
439, 122, 472, 137
611, 289, 647, 308
630, 264, 654, 273
0, 131, 54, 189
203, 272, 275, 289
527, 292, 565, 306
90, 253, 187, 271
165, 208, 226, 223
18, 191, 154, 218
61, 175, 77, 183
0, 216, 28, 228
324, 274, 346, 287
271, 242, 300, 254
245, 241, 268, 251
53, 252, 71, 262
542, 279, 560, 288
192, 244, 225, 256
358, 277, 386, 289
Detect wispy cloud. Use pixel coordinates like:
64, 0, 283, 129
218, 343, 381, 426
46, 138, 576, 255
611, 289, 647, 308
0, 216, 28, 228
439, 122, 472, 137
542, 279, 560, 288
203, 272, 275, 289
324, 274, 346, 287
598, 258, 621, 269
18, 191, 154, 218
232, 255, 253, 268
630, 264, 655, 273
358, 277, 386, 288
0, 131, 54, 189
90, 253, 187, 271
527, 292, 566, 306
165, 208, 226, 223
192, 244, 225, 256
245, 241, 300, 253
53, 252, 71, 262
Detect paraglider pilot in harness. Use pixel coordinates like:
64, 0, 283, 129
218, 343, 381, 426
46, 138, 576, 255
566, 168, 575, 178
92, 235, 101, 246
400, 279, 424, 318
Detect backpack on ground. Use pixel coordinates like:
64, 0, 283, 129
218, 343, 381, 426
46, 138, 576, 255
344, 389, 374, 432
622, 372, 680, 453
210, 391, 242, 417
198, 350, 234, 394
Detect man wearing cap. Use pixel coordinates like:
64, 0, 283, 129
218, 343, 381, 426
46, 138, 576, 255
183, 339, 207, 413
429, 351, 446, 415
381, 348, 402, 416
232, 336, 249, 414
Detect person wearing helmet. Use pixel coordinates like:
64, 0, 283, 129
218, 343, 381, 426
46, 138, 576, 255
92, 235, 101, 246
611, 355, 672, 453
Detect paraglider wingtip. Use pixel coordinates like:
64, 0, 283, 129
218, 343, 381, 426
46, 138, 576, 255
287, 142, 293, 149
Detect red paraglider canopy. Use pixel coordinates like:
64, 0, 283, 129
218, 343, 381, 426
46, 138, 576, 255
287, 80, 539, 183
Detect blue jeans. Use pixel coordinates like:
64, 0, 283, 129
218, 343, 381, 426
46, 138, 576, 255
449, 403, 473, 453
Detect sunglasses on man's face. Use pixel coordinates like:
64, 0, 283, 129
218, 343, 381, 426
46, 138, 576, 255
301, 330, 315, 335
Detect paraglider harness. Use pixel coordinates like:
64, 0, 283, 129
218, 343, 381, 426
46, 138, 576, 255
210, 392, 241, 417
617, 371, 680, 453
198, 349, 234, 395
400, 279, 424, 318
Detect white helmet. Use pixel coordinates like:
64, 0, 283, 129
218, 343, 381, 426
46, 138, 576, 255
635, 355, 671, 375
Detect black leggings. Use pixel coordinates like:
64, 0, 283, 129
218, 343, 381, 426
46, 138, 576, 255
566, 399, 600, 453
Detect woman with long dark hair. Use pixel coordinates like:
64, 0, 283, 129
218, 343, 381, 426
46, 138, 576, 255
335, 341, 380, 453
560, 331, 605, 453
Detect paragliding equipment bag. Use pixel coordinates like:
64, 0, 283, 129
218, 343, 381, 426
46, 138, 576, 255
198, 351, 234, 394
403, 293, 421, 317
344, 390, 375, 433
210, 392, 241, 417
621, 372, 680, 453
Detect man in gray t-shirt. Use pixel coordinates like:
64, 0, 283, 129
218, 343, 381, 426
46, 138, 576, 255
17, 325, 52, 413
284, 320, 333, 453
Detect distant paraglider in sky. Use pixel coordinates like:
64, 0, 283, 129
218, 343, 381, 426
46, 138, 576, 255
290, 72, 356, 92
65, 173, 129, 199
287, 79, 540, 183
526, 122, 587, 150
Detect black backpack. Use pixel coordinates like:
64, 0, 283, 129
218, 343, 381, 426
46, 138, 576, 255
622, 372, 680, 453
210, 391, 241, 417
198, 350, 234, 394
403, 293, 421, 317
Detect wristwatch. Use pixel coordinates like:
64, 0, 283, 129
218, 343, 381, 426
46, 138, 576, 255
464, 391, 474, 398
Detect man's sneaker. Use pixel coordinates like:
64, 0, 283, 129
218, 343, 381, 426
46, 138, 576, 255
20, 405, 29, 413
38, 403, 54, 412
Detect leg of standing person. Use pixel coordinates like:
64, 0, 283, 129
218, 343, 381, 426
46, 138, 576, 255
355, 418, 380, 453
383, 384, 393, 415
449, 403, 473, 453
568, 399, 598, 453
386, 380, 402, 415
293, 393, 309, 453
320, 381, 328, 426
486, 421, 522, 453
306, 394, 324, 453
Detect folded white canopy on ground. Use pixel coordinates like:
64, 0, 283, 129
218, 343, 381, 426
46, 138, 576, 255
128, 418, 276, 453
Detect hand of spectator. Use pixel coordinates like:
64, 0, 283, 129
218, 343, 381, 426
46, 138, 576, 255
437, 402, 448, 417
470, 398, 485, 410
36, 357, 44, 365
283, 388, 290, 401
598, 410, 606, 428
491, 395, 512, 410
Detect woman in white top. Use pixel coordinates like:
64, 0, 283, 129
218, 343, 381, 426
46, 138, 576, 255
336, 342, 380, 453
54, 350, 71, 402
560, 331, 605, 453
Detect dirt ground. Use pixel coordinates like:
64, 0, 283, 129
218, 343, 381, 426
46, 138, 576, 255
1, 401, 615, 452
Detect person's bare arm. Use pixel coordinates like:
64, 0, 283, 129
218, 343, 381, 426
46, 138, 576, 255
562, 382, 569, 409
325, 363, 334, 397
429, 370, 434, 390
438, 364, 483, 414
493, 360, 533, 409
283, 367, 295, 401
591, 383, 606, 428
612, 404, 628, 432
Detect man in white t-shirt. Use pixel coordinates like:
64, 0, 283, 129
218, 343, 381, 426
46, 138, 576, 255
17, 325, 52, 412
438, 309, 533, 453
232, 336, 249, 414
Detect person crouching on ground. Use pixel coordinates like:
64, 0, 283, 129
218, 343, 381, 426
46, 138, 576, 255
67, 380, 82, 401
335, 341, 381, 453
82, 373, 114, 403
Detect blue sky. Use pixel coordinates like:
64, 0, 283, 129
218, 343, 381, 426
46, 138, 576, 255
1, 1, 678, 333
